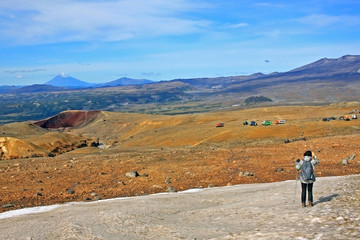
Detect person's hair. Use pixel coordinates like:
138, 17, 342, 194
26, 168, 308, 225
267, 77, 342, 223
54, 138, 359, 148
304, 150, 312, 157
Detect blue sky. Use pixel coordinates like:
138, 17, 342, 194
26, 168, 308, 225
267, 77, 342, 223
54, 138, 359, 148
1, 0, 360, 85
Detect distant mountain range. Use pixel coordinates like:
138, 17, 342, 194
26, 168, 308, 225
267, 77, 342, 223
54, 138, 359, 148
0, 55, 360, 124
0, 74, 155, 94
8, 84, 68, 94
169, 54, 360, 104
1, 55, 359, 95
94, 77, 153, 88
44, 74, 154, 89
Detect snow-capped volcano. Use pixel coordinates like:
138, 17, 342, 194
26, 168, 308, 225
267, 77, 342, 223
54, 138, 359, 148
46, 73, 93, 88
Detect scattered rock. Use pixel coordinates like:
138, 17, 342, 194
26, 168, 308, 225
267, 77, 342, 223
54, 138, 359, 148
35, 192, 43, 196
117, 181, 126, 185
239, 171, 254, 177
166, 186, 177, 193
93, 196, 101, 201
1, 203, 14, 208
275, 167, 284, 172
88, 192, 101, 201
64, 164, 72, 168
342, 155, 356, 165
165, 178, 171, 184
66, 189, 75, 194
125, 171, 140, 178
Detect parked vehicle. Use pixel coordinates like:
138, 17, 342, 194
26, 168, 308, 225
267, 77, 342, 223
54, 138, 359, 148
344, 115, 351, 121
276, 120, 286, 124
262, 120, 271, 126
352, 114, 358, 119
216, 122, 224, 127
249, 121, 257, 126
243, 121, 248, 125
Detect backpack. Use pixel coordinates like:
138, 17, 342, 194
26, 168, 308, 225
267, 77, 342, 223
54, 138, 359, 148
301, 160, 315, 181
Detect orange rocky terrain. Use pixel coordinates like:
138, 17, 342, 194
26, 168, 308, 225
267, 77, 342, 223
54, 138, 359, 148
1, 104, 360, 213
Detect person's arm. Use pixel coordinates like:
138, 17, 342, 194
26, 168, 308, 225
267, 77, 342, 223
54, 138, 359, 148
312, 155, 319, 165
296, 159, 302, 170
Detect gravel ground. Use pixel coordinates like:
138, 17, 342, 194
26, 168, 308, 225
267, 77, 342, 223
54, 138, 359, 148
0, 174, 359, 240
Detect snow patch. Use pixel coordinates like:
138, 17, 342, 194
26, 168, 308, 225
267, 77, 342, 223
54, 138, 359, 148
0, 187, 205, 220
0, 205, 61, 220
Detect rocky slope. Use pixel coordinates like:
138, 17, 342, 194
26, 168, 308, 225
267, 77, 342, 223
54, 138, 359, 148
0, 104, 360, 213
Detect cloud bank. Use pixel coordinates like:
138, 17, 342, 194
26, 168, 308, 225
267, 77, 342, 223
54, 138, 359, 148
0, 0, 211, 45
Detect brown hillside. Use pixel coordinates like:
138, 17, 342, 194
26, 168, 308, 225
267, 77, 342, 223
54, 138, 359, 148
34, 110, 101, 129
1, 105, 360, 213
0, 137, 46, 160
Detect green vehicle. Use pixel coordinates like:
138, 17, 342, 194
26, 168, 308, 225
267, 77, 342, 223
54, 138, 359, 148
262, 120, 271, 126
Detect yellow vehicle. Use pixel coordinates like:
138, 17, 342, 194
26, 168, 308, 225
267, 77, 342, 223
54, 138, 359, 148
344, 115, 351, 121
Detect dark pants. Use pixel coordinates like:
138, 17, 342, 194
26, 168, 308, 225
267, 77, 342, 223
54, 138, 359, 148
301, 182, 313, 203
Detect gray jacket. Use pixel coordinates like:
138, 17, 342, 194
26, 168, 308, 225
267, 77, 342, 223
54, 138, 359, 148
296, 155, 319, 183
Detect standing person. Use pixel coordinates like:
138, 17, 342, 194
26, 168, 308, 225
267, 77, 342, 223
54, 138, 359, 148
296, 150, 319, 207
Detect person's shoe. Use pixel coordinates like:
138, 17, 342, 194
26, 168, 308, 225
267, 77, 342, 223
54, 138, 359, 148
302, 203, 306, 207
308, 202, 313, 207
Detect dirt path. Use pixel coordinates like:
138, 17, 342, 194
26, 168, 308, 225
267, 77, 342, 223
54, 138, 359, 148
191, 130, 231, 147
1, 175, 359, 240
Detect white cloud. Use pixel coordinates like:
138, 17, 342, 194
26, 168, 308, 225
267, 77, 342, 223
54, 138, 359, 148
0, 0, 211, 45
3, 69, 47, 74
142, 72, 162, 77
225, 22, 249, 29
253, 2, 286, 8
294, 14, 360, 27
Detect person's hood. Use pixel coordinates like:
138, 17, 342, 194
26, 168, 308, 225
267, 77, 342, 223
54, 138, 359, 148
304, 156, 312, 162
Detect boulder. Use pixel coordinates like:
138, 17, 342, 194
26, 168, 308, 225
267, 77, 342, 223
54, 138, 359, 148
239, 171, 254, 177
125, 171, 140, 178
